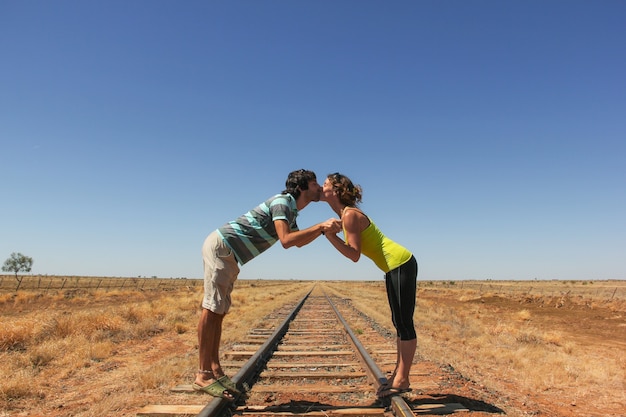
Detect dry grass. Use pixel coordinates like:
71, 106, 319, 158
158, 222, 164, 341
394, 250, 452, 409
1, 278, 624, 417
321, 280, 626, 416
0, 279, 311, 416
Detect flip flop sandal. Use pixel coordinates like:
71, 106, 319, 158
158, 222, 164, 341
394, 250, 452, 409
376, 381, 391, 394
217, 375, 242, 395
378, 387, 412, 398
192, 381, 234, 400
377, 373, 396, 394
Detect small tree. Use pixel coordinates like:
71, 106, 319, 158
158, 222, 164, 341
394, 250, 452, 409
2, 252, 33, 291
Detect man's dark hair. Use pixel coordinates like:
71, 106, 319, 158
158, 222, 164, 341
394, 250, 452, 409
282, 169, 317, 199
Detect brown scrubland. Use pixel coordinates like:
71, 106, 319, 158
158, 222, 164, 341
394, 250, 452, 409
0, 276, 624, 417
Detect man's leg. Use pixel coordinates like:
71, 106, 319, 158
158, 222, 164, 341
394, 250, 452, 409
196, 308, 225, 386
194, 231, 239, 397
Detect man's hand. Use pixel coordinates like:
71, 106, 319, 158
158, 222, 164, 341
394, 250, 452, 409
276, 217, 341, 248
321, 218, 342, 235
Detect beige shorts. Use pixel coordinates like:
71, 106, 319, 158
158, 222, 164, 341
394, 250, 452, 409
202, 231, 240, 314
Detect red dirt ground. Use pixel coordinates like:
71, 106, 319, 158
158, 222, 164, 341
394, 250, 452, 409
416, 292, 626, 417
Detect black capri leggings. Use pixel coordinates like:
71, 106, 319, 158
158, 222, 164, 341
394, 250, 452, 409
385, 255, 418, 341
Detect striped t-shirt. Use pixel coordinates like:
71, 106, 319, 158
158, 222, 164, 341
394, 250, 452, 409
217, 193, 298, 265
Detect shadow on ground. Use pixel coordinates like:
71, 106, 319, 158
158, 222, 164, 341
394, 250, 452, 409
241, 399, 378, 412
406, 393, 505, 414
231, 396, 504, 415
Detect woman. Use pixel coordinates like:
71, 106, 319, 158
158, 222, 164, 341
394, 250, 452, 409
322, 173, 418, 398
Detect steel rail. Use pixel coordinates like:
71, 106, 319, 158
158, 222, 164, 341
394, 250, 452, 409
195, 288, 312, 417
196, 287, 413, 417
324, 292, 388, 389
390, 395, 416, 417
324, 292, 414, 417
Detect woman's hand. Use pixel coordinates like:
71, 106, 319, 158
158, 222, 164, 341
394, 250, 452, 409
322, 218, 342, 235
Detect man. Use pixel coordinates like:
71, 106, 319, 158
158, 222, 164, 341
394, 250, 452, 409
194, 169, 341, 399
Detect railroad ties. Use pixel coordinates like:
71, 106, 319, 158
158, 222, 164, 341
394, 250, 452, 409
137, 286, 468, 417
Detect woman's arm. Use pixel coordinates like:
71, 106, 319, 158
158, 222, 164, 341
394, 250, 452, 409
326, 209, 363, 262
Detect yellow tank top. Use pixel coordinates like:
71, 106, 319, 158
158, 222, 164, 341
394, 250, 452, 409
343, 209, 412, 273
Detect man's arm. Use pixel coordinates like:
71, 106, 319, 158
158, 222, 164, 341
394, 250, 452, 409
275, 218, 341, 249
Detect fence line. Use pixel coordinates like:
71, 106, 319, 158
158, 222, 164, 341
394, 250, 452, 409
420, 279, 626, 301
0, 275, 203, 292
2, 275, 624, 300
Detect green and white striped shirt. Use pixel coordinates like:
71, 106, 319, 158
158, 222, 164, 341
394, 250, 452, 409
217, 193, 298, 265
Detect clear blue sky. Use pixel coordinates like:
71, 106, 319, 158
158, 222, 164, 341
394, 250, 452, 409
1, 1, 624, 281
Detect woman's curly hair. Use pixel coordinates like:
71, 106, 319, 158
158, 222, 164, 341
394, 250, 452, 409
327, 172, 362, 207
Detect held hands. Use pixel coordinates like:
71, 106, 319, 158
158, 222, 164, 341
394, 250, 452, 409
321, 218, 342, 235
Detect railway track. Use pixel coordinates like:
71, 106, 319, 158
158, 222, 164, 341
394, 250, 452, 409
138, 285, 471, 417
